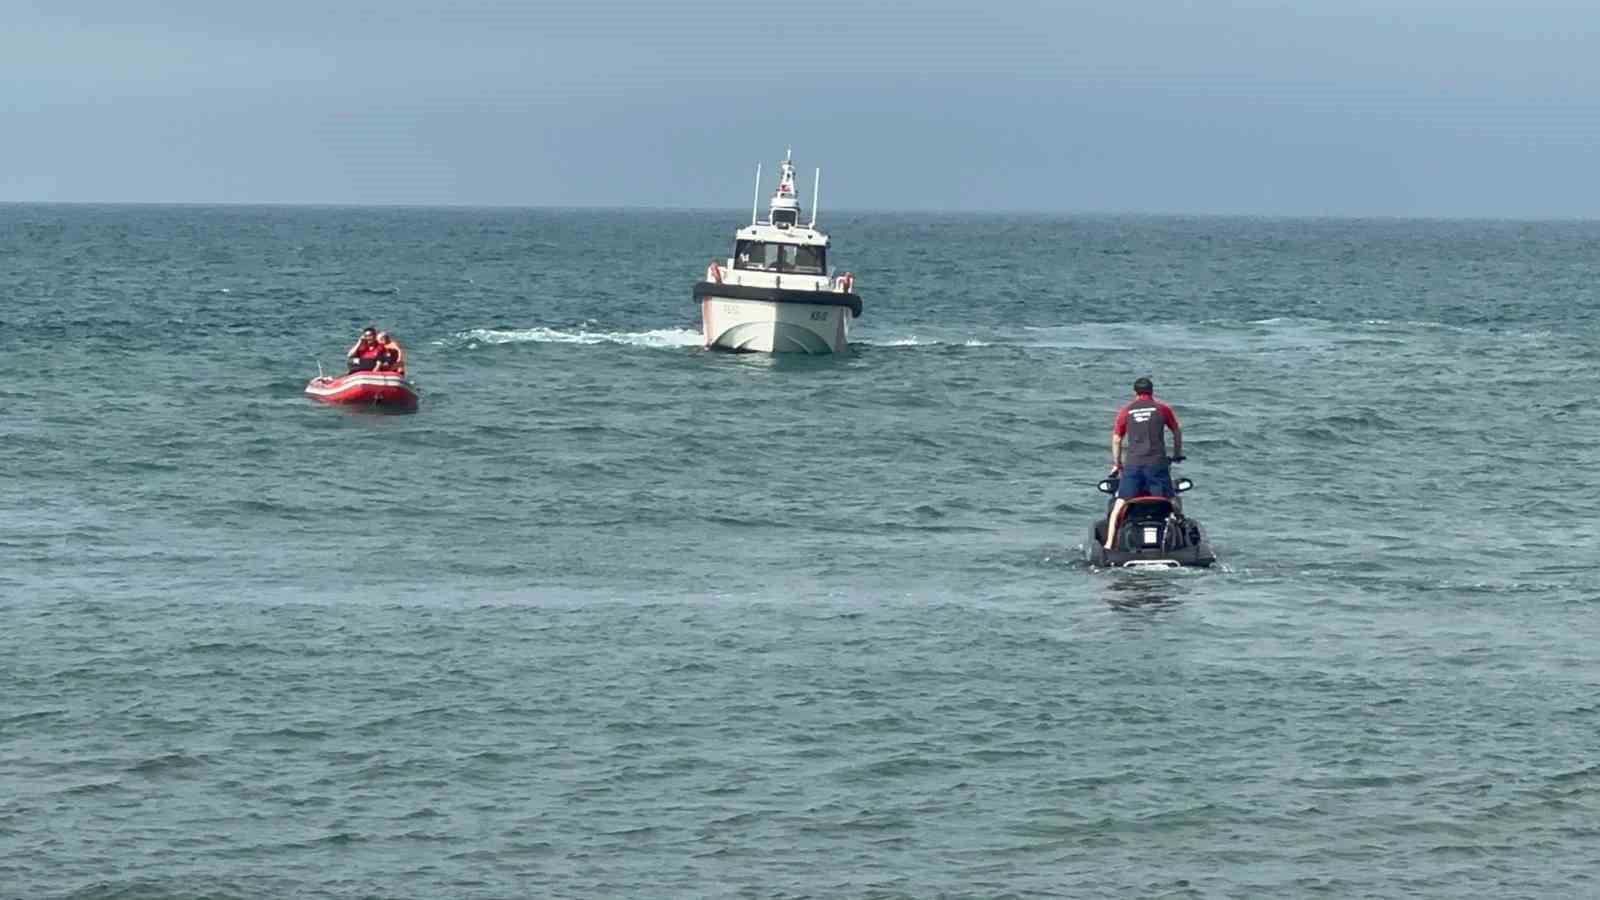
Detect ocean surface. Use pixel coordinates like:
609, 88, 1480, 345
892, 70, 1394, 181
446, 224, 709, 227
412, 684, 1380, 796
3, 204, 1599, 898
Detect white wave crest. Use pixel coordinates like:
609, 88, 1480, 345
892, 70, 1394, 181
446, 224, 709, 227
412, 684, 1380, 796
454, 327, 703, 349
860, 336, 991, 348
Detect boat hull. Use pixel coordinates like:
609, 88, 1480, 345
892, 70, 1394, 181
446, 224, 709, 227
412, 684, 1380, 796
305, 372, 418, 413
697, 293, 853, 354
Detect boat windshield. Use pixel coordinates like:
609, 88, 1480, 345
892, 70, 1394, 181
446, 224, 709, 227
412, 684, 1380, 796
734, 240, 826, 275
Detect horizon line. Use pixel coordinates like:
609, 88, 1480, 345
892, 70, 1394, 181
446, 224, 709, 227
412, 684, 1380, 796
2, 198, 1598, 224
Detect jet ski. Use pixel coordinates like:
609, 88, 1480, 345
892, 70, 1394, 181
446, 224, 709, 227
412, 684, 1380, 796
305, 368, 418, 413
1087, 473, 1215, 569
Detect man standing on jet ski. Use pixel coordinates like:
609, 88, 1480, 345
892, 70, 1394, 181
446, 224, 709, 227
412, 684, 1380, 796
1104, 376, 1184, 550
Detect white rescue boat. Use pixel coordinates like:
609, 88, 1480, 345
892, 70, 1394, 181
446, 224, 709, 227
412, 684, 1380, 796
693, 149, 861, 353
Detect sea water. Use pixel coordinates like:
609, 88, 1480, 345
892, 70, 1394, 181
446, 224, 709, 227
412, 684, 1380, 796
3, 205, 1599, 897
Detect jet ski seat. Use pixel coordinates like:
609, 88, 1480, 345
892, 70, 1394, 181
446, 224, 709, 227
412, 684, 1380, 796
1120, 496, 1177, 519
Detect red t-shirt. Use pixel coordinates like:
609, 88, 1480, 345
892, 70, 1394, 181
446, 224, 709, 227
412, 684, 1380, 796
1112, 393, 1180, 466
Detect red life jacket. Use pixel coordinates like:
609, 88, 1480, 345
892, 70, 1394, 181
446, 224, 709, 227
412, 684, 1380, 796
356, 341, 382, 360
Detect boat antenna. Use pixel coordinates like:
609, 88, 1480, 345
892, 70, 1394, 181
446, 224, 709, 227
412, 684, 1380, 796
314, 357, 325, 378
810, 168, 820, 228
751, 163, 762, 226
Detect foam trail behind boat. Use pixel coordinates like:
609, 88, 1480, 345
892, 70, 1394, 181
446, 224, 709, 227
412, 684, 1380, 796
452, 327, 703, 349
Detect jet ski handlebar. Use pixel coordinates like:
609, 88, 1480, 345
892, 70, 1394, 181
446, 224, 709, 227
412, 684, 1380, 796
1096, 474, 1196, 494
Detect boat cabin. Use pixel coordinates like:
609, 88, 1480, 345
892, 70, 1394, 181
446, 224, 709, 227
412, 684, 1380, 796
733, 238, 826, 275
725, 148, 833, 276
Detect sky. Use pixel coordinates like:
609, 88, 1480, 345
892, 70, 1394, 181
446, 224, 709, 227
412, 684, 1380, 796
3, 0, 1599, 217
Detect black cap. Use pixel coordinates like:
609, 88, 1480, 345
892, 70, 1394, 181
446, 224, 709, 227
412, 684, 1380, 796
1133, 376, 1153, 394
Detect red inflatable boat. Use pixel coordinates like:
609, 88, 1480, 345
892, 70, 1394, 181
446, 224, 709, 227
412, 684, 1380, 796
305, 370, 419, 413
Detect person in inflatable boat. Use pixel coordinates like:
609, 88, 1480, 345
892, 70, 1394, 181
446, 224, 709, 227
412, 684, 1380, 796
375, 331, 405, 375
346, 327, 383, 372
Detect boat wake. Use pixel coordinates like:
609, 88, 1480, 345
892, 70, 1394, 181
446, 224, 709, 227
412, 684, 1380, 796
858, 336, 992, 348
450, 327, 702, 350
437, 316, 1553, 357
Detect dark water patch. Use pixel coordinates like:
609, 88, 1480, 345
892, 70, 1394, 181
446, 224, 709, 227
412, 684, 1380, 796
3, 708, 69, 725
62, 878, 278, 900
1318, 411, 1404, 431
700, 514, 800, 530
125, 751, 210, 776
1041, 439, 1103, 452
843, 520, 995, 535
96, 460, 185, 475
59, 780, 128, 797
1284, 425, 1370, 446
232, 726, 331, 742
183, 639, 292, 655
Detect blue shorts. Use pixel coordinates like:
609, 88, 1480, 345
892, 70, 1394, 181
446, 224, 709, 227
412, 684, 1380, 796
1116, 464, 1173, 499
